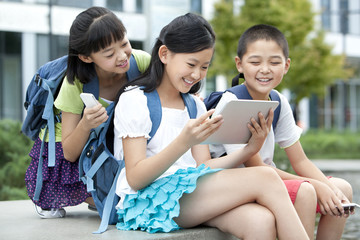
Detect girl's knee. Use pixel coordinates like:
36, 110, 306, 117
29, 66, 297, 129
298, 182, 316, 201
245, 210, 276, 239
235, 206, 276, 239
253, 206, 275, 228
257, 166, 279, 179
332, 177, 353, 200
295, 182, 317, 210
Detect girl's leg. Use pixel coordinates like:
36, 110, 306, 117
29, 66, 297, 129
175, 166, 309, 240
293, 182, 317, 240
204, 203, 276, 240
316, 177, 353, 240
85, 197, 95, 206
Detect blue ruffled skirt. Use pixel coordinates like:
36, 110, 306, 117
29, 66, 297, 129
116, 164, 221, 233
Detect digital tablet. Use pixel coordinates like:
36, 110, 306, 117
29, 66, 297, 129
202, 99, 279, 144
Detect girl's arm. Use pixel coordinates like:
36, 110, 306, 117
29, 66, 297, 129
246, 140, 349, 216
285, 141, 350, 214
124, 110, 223, 190
61, 104, 108, 162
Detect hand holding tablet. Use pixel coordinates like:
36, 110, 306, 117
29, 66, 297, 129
202, 92, 279, 144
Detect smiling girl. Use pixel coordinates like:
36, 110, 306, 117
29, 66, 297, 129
113, 13, 309, 240
25, 7, 150, 219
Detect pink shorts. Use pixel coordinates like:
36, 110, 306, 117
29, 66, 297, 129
283, 180, 322, 213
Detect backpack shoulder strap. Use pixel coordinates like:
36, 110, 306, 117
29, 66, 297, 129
31, 56, 68, 201
126, 54, 141, 81
144, 90, 162, 142
144, 90, 197, 143
82, 76, 99, 98
39, 56, 68, 168
226, 84, 252, 99
83, 54, 140, 98
181, 93, 197, 119
269, 90, 281, 130
203, 91, 224, 110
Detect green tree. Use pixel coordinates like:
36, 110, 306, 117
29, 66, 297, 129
0, 120, 32, 200
210, 0, 352, 103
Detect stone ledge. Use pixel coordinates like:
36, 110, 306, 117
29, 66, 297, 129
0, 200, 239, 240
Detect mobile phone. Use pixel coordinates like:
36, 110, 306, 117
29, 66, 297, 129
342, 203, 360, 212
80, 93, 98, 108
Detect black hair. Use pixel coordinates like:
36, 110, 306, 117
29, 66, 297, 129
237, 24, 289, 60
119, 12, 216, 95
66, 6, 127, 84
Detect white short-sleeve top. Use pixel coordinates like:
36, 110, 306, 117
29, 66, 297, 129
210, 90, 303, 167
114, 87, 206, 209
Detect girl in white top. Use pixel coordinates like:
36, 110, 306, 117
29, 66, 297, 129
113, 13, 309, 240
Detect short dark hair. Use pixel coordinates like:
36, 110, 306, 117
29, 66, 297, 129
66, 7, 127, 84
237, 24, 289, 60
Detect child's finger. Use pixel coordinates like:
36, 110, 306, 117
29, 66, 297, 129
196, 109, 215, 125
197, 114, 223, 134
197, 117, 224, 140
266, 108, 274, 129
257, 112, 268, 131
249, 117, 261, 133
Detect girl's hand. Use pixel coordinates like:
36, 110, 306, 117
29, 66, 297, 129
333, 187, 353, 217
246, 109, 274, 153
312, 180, 350, 217
179, 109, 223, 148
81, 103, 109, 130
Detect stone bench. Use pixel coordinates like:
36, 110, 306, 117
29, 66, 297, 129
1, 200, 239, 240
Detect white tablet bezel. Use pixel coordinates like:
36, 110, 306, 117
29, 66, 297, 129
202, 99, 279, 144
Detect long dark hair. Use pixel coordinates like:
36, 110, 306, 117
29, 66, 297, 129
119, 12, 216, 96
66, 6, 127, 84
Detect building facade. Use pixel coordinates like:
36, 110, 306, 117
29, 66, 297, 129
310, 0, 360, 131
210, 0, 360, 132
0, 0, 359, 132
0, 0, 208, 122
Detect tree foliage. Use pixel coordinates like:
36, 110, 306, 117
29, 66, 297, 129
0, 119, 32, 200
210, 0, 352, 103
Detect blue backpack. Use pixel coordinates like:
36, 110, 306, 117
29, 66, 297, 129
204, 83, 281, 130
78, 89, 197, 234
21, 54, 140, 205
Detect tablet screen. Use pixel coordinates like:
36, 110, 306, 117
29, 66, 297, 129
202, 99, 279, 144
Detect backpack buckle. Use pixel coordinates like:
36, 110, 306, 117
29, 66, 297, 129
35, 74, 42, 86
86, 146, 94, 158
24, 101, 30, 110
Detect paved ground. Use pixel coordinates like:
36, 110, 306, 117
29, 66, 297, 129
311, 159, 360, 172
0, 200, 238, 240
1, 160, 359, 240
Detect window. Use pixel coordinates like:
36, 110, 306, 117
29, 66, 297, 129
130, 40, 143, 51
37, 34, 68, 67
321, 0, 331, 30
191, 0, 202, 14
36, 0, 92, 8
107, 0, 123, 12
136, 0, 143, 13
340, 0, 349, 34
0, 32, 22, 121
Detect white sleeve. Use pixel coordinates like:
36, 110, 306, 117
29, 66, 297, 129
274, 92, 303, 148
114, 87, 152, 140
